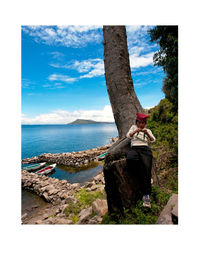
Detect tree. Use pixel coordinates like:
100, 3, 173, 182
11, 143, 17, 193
148, 26, 178, 113
103, 26, 143, 139
103, 26, 145, 214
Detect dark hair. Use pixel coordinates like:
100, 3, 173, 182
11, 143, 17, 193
136, 119, 147, 124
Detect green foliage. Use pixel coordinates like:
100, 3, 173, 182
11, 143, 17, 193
75, 188, 106, 206
64, 201, 82, 217
70, 214, 79, 224
102, 186, 171, 224
148, 26, 178, 113
147, 98, 178, 157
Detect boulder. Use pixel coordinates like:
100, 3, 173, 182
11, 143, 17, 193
91, 185, 98, 191
84, 182, 93, 188
92, 199, 108, 216
48, 188, 59, 196
88, 215, 103, 224
54, 218, 73, 224
171, 199, 178, 224
21, 213, 28, 220
35, 220, 43, 224
42, 192, 49, 201
156, 194, 178, 224
77, 207, 93, 224
94, 173, 103, 183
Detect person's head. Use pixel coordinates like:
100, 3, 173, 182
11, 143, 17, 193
136, 119, 147, 129
136, 113, 149, 129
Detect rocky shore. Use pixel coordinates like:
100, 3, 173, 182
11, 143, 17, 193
21, 169, 107, 224
22, 144, 112, 167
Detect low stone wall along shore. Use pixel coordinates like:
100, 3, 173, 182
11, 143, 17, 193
22, 144, 111, 167
22, 169, 107, 224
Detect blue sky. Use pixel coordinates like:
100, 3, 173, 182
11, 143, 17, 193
21, 25, 165, 124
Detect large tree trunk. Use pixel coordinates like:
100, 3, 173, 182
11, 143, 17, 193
103, 26, 145, 214
103, 26, 143, 139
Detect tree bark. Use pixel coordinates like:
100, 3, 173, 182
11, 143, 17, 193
103, 26, 143, 139
103, 26, 146, 214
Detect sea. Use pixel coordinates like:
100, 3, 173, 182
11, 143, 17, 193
21, 123, 118, 215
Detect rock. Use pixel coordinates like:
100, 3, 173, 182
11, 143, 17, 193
65, 196, 78, 204
171, 200, 178, 224
48, 188, 59, 196
94, 174, 103, 183
21, 213, 28, 220
42, 214, 49, 220
60, 193, 68, 200
84, 182, 94, 188
88, 215, 103, 224
77, 207, 93, 224
42, 192, 49, 201
54, 218, 73, 224
32, 205, 39, 209
156, 194, 178, 224
71, 183, 80, 189
60, 180, 68, 184
92, 199, 108, 216
46, 217, 56, 224
56, 213, 66, 218
91, 185, 98, 191
35, 220, 43, 224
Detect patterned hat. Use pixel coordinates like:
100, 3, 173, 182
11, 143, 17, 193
136, 112, 149, 122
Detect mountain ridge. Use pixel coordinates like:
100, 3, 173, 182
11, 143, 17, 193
67, 119, 114, 125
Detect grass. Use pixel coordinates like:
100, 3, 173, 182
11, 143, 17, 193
63, 187, 106, 223
102, 186, 172, 224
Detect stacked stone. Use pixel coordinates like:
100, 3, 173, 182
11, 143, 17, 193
22, 144, 111, 167
22, 170, 80, 204
21, 170, 108, 225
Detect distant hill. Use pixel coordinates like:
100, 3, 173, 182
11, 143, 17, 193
67, 119, 114, 125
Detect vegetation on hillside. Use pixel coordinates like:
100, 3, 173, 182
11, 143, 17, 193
102, 98, 178, 224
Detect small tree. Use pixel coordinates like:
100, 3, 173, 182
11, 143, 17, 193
148, 26, 178, 113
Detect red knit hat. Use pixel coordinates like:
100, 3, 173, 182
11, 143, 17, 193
136, 112, 149, 122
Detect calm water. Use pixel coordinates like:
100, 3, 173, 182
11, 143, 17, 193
22, 124, 117, 159
22, 124, 117, 215
21, 123, 118, 183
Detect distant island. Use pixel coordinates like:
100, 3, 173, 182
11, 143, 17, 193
67, 119, 114, 125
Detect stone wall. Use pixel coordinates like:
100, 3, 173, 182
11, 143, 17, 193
22, 170, 81, 204
21, 169, 107, 224
22, 144, 111, 167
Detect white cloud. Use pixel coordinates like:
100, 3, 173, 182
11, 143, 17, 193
126, 25, 157, 69
22, 25, 103, 48
50, 58, 105, 79
130, 52, 154, 69
78, 59, 104, 78
145, 106, 154, 109
48, 74, 77, 83
67, 25, 102, 33
49, 51, 65, 60
21, 105, 114, 124
22, 78, 35, 89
